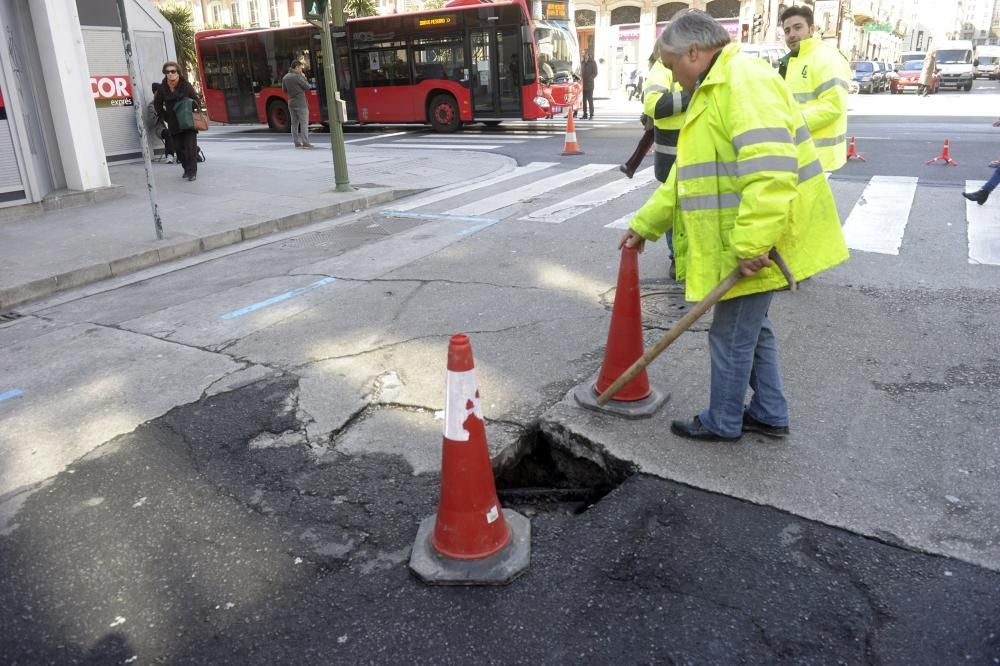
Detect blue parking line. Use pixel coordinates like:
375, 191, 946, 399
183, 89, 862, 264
0, 389, 25, 403
221, 277, 336, 320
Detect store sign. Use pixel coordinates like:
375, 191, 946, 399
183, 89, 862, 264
618, 26, 640, 41
719, 20, 739, 37
864, 22, 894, 32
91, 75, 134, 108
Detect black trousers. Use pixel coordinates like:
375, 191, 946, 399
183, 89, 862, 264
159, 128, 176, 157
582, 89, 594, 118
174, 130, 198, 176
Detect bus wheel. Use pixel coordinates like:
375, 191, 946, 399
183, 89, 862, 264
267, 100, 291, 132
429, 94, 461, 133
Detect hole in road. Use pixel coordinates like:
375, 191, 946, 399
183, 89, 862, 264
495, 423, 635, 516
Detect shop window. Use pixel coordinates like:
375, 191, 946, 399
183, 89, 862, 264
655, 2, 687, 23
705, 0, 739, 19
610, 6, 641, 25
575, 9, 595, 27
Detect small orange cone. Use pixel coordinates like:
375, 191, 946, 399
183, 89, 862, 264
573, 247, 667, 418
926, 139, 958, 166
561, 108, 583, 156
846, 136, 866, 162
409, 334, 530, 585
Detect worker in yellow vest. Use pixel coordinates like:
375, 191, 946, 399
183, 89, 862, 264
779, 5, 851, 172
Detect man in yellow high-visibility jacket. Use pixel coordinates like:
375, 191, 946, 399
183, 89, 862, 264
780, 5, 851, 172
620, 10, 848, 442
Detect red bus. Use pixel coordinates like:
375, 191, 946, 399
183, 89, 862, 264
194, 0, 581, 133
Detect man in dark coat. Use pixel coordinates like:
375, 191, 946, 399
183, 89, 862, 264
581, 50, 598, 119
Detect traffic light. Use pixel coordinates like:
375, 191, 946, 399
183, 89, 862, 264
304, 0, 328, 20
753, 13, 763, 36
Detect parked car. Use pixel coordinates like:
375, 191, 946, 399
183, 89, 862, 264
741, 43, 787, 69
890, 59, 939, 94
875, 62, 891, 91
851, 61, 881, 93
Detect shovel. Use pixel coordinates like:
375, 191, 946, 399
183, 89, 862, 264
595, 249, 797, 407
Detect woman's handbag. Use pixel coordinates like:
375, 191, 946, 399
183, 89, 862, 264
173, 98, 194, 130
193, 110, 209, 132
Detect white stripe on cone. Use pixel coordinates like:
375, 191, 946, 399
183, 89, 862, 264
444, 369, 483, 441
564, 132, 577, 143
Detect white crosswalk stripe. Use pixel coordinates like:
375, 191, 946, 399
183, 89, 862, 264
521, 167, 656, 223
445, 163, 617, 216
842, 176, 918, 255
388, 168, 1000, 268
965, 180, 1000, 265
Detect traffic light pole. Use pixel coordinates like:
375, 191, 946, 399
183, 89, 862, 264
319, 3, 352, 192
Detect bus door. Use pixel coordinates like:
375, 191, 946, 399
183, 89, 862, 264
318, 32, 356, 123
218, 42, 258, 123
469, 29, 521, 117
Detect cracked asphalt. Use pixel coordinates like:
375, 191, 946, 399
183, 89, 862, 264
2, 121, 1000, 662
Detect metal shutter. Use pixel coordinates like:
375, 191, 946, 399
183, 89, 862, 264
0, 120, 25, 197
82, 28, 141, 161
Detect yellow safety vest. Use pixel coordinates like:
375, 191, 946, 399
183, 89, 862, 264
783, 36, 851, 171
642, 61, 688, 159
630, 44, 848, 302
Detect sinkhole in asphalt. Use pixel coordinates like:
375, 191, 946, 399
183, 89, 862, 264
494, 423, 636, 516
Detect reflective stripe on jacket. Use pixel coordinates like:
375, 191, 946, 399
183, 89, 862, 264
643, 61, 689, 155
630, 43, 849, 302
783, 36, 851, 171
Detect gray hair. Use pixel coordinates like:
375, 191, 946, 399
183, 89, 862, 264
659, 9, 732, 55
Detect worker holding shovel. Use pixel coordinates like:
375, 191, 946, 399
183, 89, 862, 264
618, 10, 849, 442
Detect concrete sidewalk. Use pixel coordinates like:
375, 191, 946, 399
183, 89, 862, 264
0, 132, 514, 311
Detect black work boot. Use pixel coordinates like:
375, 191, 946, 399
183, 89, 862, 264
963, 189, 990, 205
619, 164, 635, 178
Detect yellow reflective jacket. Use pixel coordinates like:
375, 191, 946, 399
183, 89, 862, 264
630, 44, 849, 302
783, 36, 851, 171
642, 61, 688, 157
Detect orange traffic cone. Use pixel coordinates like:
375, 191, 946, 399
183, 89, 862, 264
573, 247, 667, 418
409, 334, 530, 585
846, 136, 866, 162
926, 139, 958, 166
561, 108, 583, 156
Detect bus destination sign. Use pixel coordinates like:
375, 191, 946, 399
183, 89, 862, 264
418, 15, 455, 27
542, 0, 567, 19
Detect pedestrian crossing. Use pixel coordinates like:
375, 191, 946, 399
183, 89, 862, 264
385, 161, 1000, 267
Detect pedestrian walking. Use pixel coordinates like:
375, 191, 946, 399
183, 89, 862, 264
780, 5, 851, 172
619, 10, 849, 442
282, 60, 313, 148
581, 50, 598, 119
148, 82, 176, 163
153, 61, 202, 181
918, 51, 937, 96
962, 117, 1000, 204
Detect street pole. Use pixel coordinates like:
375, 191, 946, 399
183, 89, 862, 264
115, 0, 164, 240
318, 2, 352, 192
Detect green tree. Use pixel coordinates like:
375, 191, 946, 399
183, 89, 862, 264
421, 0, 447, 8
345, 0, 377, 18
158, 4, 198, 80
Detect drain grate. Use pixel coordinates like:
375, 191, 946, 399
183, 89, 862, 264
495, 424, 635, 516
0, 311, 24, 323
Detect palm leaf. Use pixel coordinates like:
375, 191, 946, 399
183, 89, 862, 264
158, 4, 198, 80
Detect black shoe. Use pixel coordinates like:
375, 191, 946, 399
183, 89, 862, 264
670, 415, 740, 442
963, 190, 989, 205
185, 173, 197, 181
742, 411, 790, 438
619, 164, 635, 178
668, 260, 676, 280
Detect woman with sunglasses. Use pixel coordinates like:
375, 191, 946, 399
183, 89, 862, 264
153, 61, 202, 181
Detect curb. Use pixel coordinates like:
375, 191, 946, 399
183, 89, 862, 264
0, 187, 397, 313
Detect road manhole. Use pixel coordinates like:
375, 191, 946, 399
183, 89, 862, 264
495, 423, 635, 516
640, 282, 712, 331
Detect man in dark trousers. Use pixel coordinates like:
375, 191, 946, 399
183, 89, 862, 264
581, 50, 598, 119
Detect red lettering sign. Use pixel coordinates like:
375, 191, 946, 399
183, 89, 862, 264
90, 75, 134, 108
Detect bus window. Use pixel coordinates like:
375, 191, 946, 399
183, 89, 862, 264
355, 41, 411, 86
533, 20, 579, 83
412, 38, 464, 84
202, 45, 224, 90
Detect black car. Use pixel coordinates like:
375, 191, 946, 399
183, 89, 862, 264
852, 61, 881, 94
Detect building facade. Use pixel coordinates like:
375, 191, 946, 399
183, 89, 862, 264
0, 0, 175, 210
151, 0, 305, 30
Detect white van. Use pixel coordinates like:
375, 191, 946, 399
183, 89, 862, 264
935, 40, 975, 91
974, 45, 1000, 79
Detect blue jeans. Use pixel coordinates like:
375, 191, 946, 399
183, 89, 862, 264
699, 291, 789, 438
982, 166, 1000, 193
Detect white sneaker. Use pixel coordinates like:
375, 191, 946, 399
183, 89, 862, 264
164, 155, 175, 164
